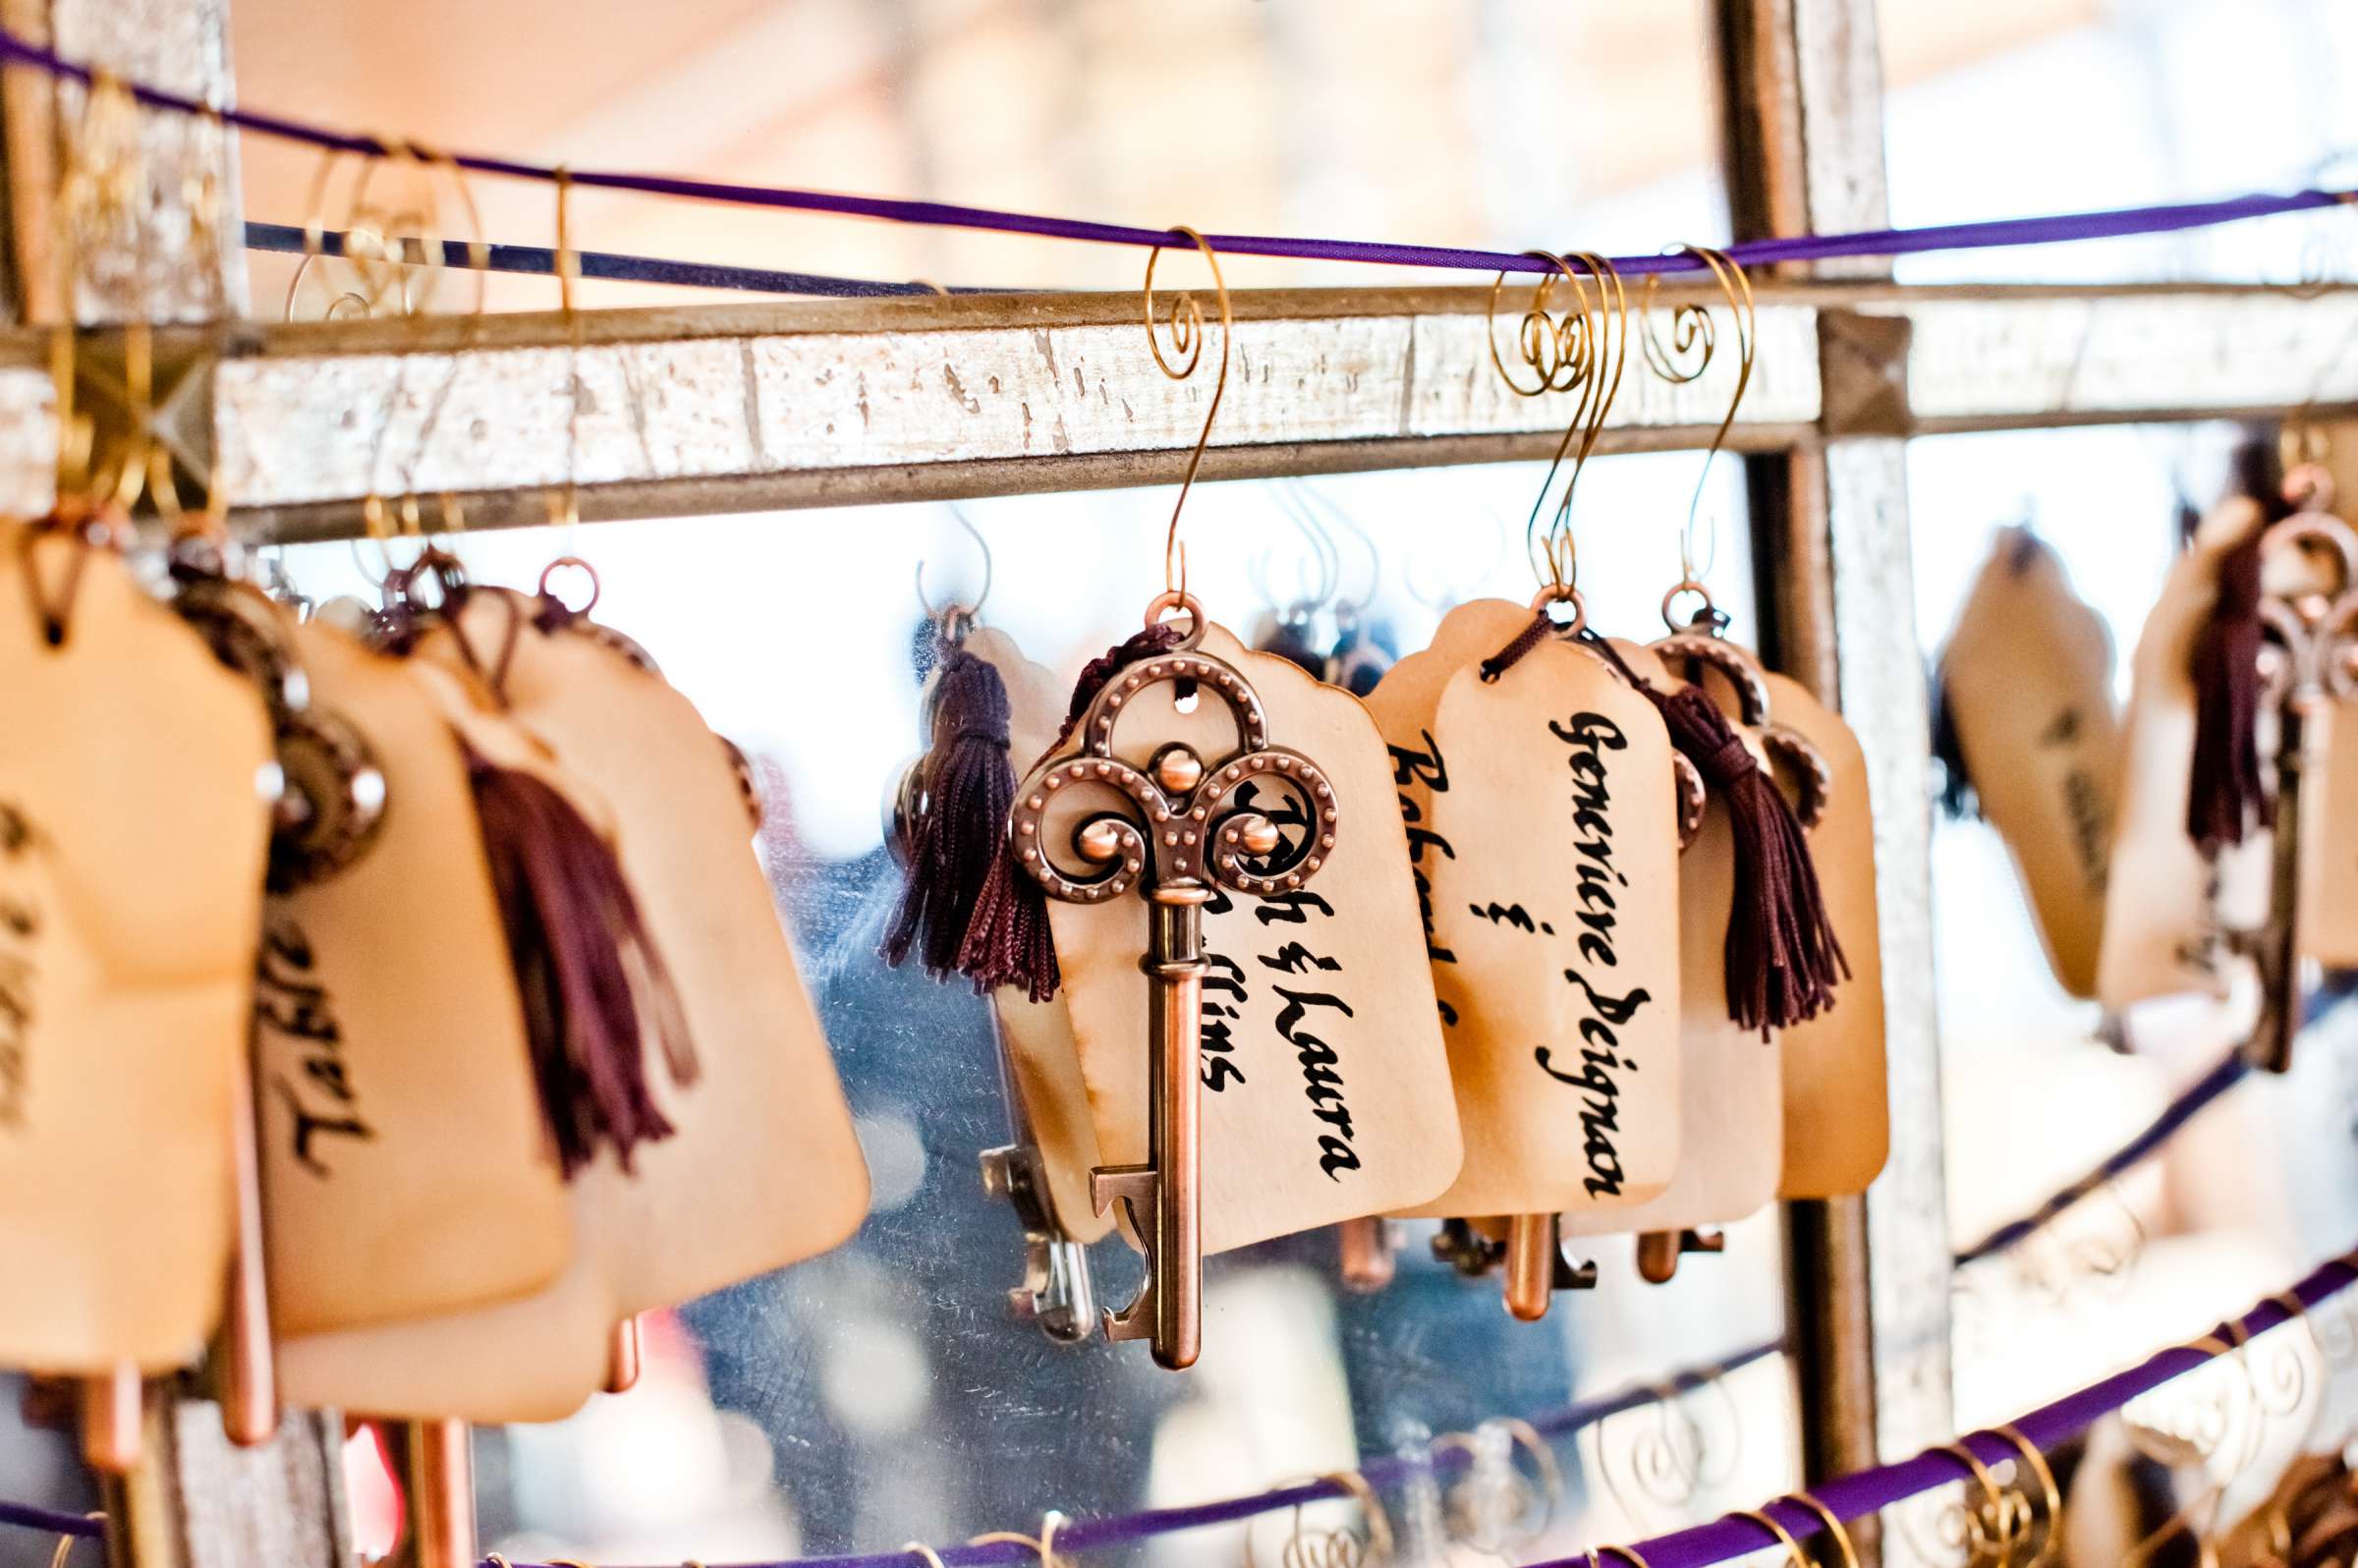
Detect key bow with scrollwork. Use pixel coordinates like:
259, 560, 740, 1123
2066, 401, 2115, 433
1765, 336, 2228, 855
2257, 511, 2358, 708
1009, 645, 1338, 900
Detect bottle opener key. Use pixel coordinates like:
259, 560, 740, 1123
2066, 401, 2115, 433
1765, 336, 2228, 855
1008, 627, 1339, 1369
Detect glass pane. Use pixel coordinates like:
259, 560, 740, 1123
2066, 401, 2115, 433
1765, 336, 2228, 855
1905, 423, 2358, 1433
229, 1, 1729, 305
249, 453, 1781, 1567
1881, 0, 2358, 283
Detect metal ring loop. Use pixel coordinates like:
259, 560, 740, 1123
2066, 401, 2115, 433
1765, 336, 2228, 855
1143, 588, 1207, 649
1660, 579, 1715, 633
1528, 584, 1588, 639
537, 554, 600, 616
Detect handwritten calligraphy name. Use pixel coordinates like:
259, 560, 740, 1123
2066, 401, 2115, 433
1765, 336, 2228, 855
254, 914, 375, 1176
1387, 731, 1460, 1026
1533, 712, 1653, 1200
1202, 779, 1364, 1181
2040, 706, 2110, 896
0, 803, 37, 1131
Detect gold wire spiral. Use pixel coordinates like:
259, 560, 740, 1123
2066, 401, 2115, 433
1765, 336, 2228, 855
1594, 1377, 1742, 1533
1436, 1418, 1561, 1557
1483, 252, 1626, 597
1143, 226, 1230, 600
1642, 247, 1754, 589
1487, 251, 1596, 399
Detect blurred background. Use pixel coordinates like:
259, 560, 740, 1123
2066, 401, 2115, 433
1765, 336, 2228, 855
11, 0, 2358, 1563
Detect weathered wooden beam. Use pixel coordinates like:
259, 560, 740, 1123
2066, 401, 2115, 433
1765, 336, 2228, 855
95, 280, 2346, 541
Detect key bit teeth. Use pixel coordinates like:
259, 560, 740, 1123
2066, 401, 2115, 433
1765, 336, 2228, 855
1102, 1296, 1153, 1342
1090, 1165, 1158, 1218
979, 1146, 1015, 1200
1554, 1255, 1600, 1290
1636, 1231, 1682, 1283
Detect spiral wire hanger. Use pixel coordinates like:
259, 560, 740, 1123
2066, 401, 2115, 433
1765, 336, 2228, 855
915, 506, 993, 644
1485, 249, 1629, 620
1140, 225, 1231, 639
1638, 247, 1755, 631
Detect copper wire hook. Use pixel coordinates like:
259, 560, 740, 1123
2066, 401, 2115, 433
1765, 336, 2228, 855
1782, 1493, 1862, 1568
549, 163, 586, 540
1144, 225, 1229, 602
47, 1514, 101, 1568
1642, 247, 1754, 602
970, 1511, 1069, 1568
1245, 1470, 1395, 1568
1983, 1427, 2061, 1568
1935, 1440, 2014, 1567
1731, 1509, 1811, 1568
915, 507, 993, 632
1488, 251, 1595, 593
1319, 1468, 1396, 1563
1541, 252, 1628, 580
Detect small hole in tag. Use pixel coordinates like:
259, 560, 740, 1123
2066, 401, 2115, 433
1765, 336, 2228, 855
1174, 682, 1200, 714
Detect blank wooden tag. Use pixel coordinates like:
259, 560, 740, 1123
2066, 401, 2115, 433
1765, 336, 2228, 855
1042, 622, 1461, 1254
963, 626, 1110, 1244
1938, 531, 2120, 998
0, 522, 273, 1372
281, 596, 869, 1422
1757, 669, 1887, 1199
1565, 643, 1780, 1239
2303, 700, 2358, 966
1362, 602, 1679, 1218
257, 619, 572, 1339
2098, 500, 2270, 1009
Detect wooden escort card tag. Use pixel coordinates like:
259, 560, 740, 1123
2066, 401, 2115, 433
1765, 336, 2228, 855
1938, 531, 2120, 999
2263, 522, 2358, 969
0, 520, 274, 1372
1362, 600, 1680, 1219
258, 620, 572, 1339
1564, 641, 1781, 1241
282, 597, 870, 1422
1757, 669, 1887, 1199
2303, 700, 2358, 966
2098, 501, 2269, 1009
1042, 622, 1461, 1255
965, 626, 1112, 1244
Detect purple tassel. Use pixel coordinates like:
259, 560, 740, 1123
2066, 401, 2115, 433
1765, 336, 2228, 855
1490, 617, 1847, 1037
955, 623, 1186, 1002
464, 740, 697, 1177
1642, 681, 1848, 1038
1928, 668, 1978, 821
2185, 524, 2269, 851
884, 647, 1018, 981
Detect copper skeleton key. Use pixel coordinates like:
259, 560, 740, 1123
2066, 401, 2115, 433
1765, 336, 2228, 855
978, 1023, 1098, 1341
1009, 633, 1338, 1369
1630, 632, 1828, 1287
2250, 504, 2358, 1072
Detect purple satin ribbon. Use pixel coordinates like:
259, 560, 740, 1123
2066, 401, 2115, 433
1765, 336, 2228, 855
1953, 1046, 2251, 1267
1, 28, 2346, 284
0, 1499, 98, 1539
1540, 1250, 2358, 1568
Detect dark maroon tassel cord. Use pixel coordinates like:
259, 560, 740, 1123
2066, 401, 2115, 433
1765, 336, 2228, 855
1488, 616, 1847, 1037
957, 622, 1187, 1003
1927, 669, 1978, 821
1645, 674, 1849, 1037
465, 740, 698, 1177
884, 646, 1020, 981
2185, 520, 2270, 852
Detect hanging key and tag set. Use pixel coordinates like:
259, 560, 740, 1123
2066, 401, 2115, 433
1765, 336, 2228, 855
884, 244, 1884, 1359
